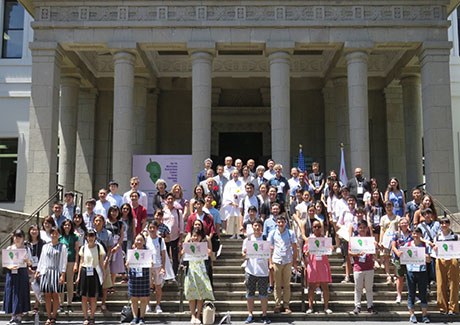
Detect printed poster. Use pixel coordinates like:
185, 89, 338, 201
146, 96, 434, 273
400, 246, 426, 265
2, 249, 27, 268
307, 237, 332, 256
435, 241, 460, 259
127, 249, 153, 268
350, 237, 376, 254
183, 242, 208, 261
246, 240, 270, 259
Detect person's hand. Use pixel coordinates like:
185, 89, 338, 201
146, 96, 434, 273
59, 274, 65, 285
395, 250, 402, 258
240, 226, 244, 232
104, 260, 108, 268
75, 277, 80, 286
269, 263, 274, 271
73, 264, 78, 273
160, 267, 166, 275
34, 272, 39, 280
112, 246, 119, 254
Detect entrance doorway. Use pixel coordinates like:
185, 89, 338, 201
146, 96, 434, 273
212, 132, 266, 167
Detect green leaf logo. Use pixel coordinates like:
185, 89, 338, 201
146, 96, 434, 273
407, 249, 413, 258
8, 252, 13, 260
253, 243, 259, 252
443, 243, 448, 252
190, 245, 195, 254
315, 240, 320, 248
134, 252, 140, 260
146, 159, 161, 184
358, 239, 363, 246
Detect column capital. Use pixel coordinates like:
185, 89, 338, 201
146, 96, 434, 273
418, 41, 452, 64
187, 41, 216, 56
29, 42, 64, 62
113, 51, 136, 63
190, 51, 214, 62
345, 50, 369, 64
60, 76, 81, 87
268, 51, 291, 64
344, 41, 374, 53
400, 75, 421, 87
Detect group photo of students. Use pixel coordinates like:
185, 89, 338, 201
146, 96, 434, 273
2, 156, 460, 325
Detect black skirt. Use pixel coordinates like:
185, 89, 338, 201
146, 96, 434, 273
78, 267, 102, 298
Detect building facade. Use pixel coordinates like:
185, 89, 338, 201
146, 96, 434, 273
1, 0, 459, 213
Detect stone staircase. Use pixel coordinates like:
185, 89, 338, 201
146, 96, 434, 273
1, 235, 459, 323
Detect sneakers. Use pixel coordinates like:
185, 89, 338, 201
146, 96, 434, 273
303, 287, 309, 295
284, 308, 292, 314
306, 308, 313, 314
230, 234, 238, 239
262, 316, 271, 324
448, 311, 457, 316
67, 305, 73, 313
415, 297, 421, 304
145, 304, 152, 313
315, 287, 322, 294
367, 306, 375, 314
395, 296, 402, 304
341, 276, 351, 283
336, 247, 342, 254
57, 306, 64, 313
324, 308, 333, 314
155, 305, 162, 313
130, 318, 138, 325
430, 280, 436, 286
245, 315, 254, 324
422, 316, 430, 323
410, 315, 417, 323
351, 306, 361, 315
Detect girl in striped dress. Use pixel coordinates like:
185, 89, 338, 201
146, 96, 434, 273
34, 227, 67, 325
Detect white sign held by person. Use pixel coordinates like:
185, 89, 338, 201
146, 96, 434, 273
350, 237, 376, 254
183, 242, 208, 261
246, 240, 270, 259
307, 237, 332, 256
132, 155, 193, 216
127, 249, 153, 268
336, 226, 350, 242
400, 247, 426, 265
435, 241, 460, 259
2, 249, 27, 268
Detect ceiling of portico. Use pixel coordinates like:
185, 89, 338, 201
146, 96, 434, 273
60, 43, 421, 84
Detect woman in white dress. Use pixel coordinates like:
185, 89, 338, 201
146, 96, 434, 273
220, 169, 245, 238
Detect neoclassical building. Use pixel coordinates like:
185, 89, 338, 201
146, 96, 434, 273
8, 0, 460, 213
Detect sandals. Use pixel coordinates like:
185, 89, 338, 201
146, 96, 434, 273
89, 318, 95, 325
100, 304, 108, 313
45, 319, 52, 325
83, 320, 90, 325
51, 318, 56, 324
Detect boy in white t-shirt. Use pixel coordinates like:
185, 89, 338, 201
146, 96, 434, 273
242, 219, 271, 325
146, 221, 166, 313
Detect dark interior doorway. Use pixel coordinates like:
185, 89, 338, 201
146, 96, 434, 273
212, 132, 267, 167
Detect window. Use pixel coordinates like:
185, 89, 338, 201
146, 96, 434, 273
2, 0, 24, 58
0, 138, 18, 202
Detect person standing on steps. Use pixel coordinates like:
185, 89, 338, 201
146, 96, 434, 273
242, 219, 271, 324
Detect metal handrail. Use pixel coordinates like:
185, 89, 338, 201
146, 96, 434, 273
415, 183, 460, 228
0, 184, 64, 249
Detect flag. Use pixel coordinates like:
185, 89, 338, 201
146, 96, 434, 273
339, 146, 348, 185
297, 145, 305, 172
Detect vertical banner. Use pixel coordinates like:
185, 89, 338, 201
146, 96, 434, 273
133, 155, 193, 216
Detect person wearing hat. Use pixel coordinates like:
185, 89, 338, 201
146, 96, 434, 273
417, 208, 440, 290
197, 158, 213, 185
107, 180, 123, 208
63, 192, 80, 220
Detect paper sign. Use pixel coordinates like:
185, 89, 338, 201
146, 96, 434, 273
307, 237, 332, 256
381, 230, 395, 250
183, 242, 208, 261
127, 249, 152, 268
246, 240, 270, 259
350, 237, 376, 254
400, 246, 426, 265
336, 226, 350, 242
2, 249, 27, 268
435, 241, 460, 259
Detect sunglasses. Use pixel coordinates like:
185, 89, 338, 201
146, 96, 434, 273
313, 225, 321, 229
131, 183, 138, 185
122, 208, 130, 211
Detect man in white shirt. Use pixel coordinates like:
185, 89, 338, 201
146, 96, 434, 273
213, 165, 228, 196
239, 183, 260, 233
223, 156, 236, 179
263, 159, 276, 180
107, 180, 123, 207
95, 188, 112, 220
83, 198, 96, 229
288, 167, 299, 191
242, 219, 271, 324
62, 192, 80, 220
123, 176, 148, 208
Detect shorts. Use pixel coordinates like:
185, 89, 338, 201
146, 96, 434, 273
340, 240, 349, 257
102, 264, 112, 289
150, 267, 164, 286
245, 273, 269, 299
381, 248, 391, 257
393, 259, 407, 277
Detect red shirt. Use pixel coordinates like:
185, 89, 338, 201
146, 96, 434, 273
185, 212, 216, 236
132, 204, 147, 234
349, 235, 374, 272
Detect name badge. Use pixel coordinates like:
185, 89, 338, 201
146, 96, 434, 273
374, 215, 380, 225
135, 268, 143, 278
12, 269, 18, 274
32, 256, 39, 267
357, 185, 364, 195
316, 256, 322, 261
359, 255, 366, 263
86, 267, 94, 276
315, 181, 320, 188
279, 248, 287, 257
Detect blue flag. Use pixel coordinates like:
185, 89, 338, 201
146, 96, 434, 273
298, 146, 306, 172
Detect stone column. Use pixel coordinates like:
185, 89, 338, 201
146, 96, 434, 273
24, 43, 63, 213
323, 82, 337, 172
113, 51, 136, 193
58, 76, 80, 192
191, 52, 213, 178
384, 84, 407, 187
346, 51, 370, 175
333, 77, 351, 177
146, 88, 159, 154
75, 89, 97, 200
133, 77, 148, 155
401, 75, 423, 191
269, 51, 291, 170
419, 44, 458, 211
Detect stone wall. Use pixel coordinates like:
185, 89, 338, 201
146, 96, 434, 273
0, 208, 30, 246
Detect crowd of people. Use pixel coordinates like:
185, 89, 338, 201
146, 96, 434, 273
2, 156, 460, 325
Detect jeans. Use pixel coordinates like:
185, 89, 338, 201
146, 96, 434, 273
426, 259, 436, 284
166, 238, 180, 275
406, 271, 428, 310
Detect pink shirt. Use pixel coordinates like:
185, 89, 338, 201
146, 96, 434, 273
163, 206, 183, 241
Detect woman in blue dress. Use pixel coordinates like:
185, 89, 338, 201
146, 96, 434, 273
385, 177, 405, 217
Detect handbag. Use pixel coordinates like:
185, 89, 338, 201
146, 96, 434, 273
120, 304, 133, 323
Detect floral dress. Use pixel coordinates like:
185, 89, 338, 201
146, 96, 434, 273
184, 251, 214, 301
